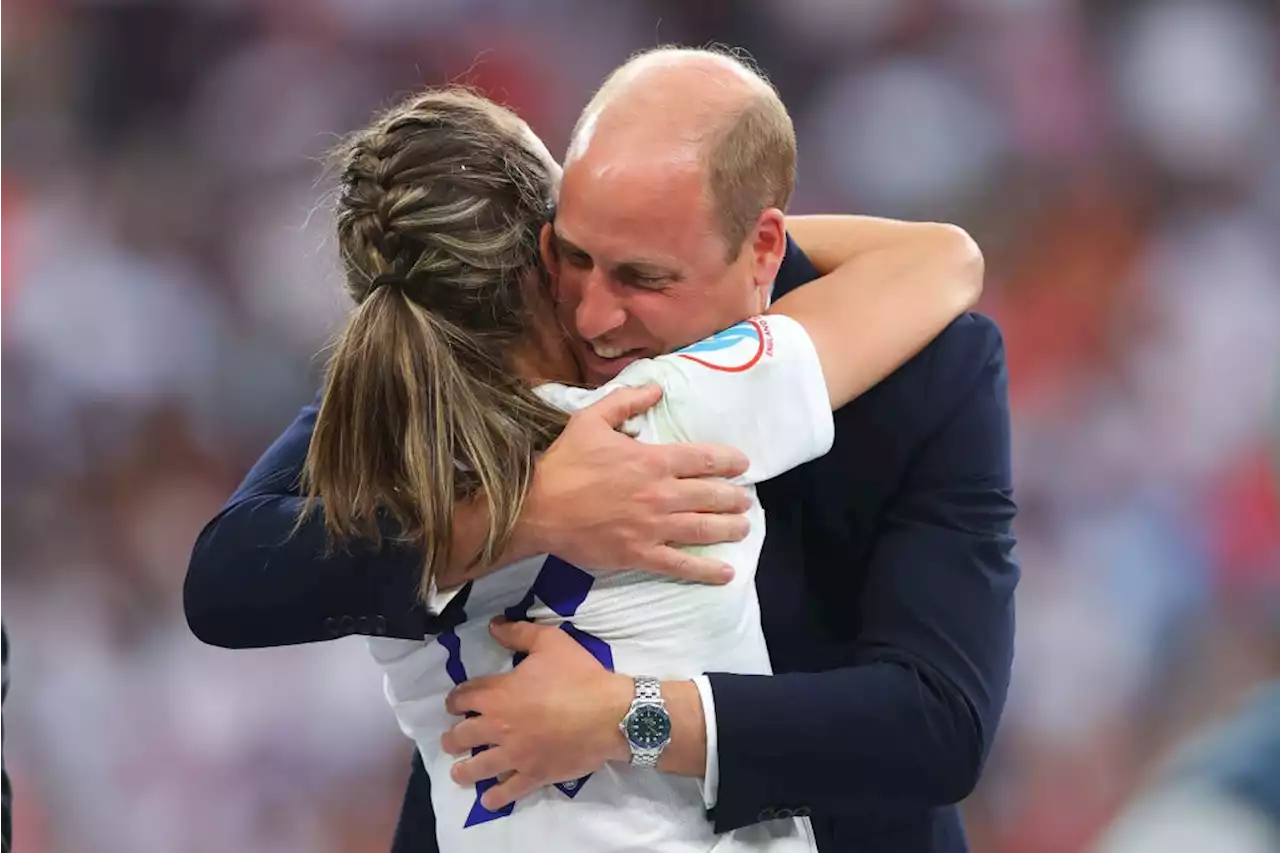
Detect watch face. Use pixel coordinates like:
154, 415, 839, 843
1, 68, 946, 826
625, 705, 672, 749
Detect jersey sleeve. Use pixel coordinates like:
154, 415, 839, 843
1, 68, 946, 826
649, 315, 833, 484
538, 315, 833, 486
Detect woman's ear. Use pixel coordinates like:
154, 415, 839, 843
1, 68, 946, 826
539, 222, 556, 272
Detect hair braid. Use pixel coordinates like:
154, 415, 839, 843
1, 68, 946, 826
301, 88, 567, 601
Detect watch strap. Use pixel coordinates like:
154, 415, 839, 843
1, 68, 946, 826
633, 675, 663, 705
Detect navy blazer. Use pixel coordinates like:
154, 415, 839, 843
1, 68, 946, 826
185, 239, 1018, 853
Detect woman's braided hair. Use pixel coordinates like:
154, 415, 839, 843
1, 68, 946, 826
302, 88, 567, 599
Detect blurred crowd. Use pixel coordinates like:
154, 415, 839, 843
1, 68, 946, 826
2, 1, 1278, 851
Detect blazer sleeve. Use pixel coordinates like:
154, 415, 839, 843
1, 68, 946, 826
183, 396, 434, 648
706, 314, 1019, 829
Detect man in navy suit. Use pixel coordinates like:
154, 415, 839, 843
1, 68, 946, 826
186, 48, 1017, 853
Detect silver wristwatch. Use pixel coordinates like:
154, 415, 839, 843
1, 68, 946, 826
618, 675, 673, 768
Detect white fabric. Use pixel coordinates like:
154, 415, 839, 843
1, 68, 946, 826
691, 674, 720, 808
425, 578, 465, 615
370, 315, 832, 853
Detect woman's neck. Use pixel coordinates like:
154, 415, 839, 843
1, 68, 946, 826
508, 338, 583, 387
512, 278, 586, 386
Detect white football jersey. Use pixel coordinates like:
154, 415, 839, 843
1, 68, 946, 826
368, 315, 833, 853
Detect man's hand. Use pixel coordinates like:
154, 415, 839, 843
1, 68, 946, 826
442, 618, 632, 811
520, 384, 751, 584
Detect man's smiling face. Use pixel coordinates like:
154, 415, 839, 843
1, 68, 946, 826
547, 151, 769, 386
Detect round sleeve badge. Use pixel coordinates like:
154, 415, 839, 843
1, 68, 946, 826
676, 318, 768, 372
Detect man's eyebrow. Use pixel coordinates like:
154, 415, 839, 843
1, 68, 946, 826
615, 260, 681, 278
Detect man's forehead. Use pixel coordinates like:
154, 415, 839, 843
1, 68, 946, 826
552, 222, 687, 270
566, 124, 703, 180
558, 158, 712, 248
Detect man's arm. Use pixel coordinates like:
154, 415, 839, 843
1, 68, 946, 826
703, 313, 1018, 828
184, 397, 431, 647
184, 388, 752, 649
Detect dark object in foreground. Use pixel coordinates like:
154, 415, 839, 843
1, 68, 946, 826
0, 617, 10, 850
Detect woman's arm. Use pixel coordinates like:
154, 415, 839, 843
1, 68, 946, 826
776, 215, 984, 409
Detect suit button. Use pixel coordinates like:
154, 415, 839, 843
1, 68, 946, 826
795, 807, 812, 817
757, 808, 776, 821
775, 808, 794, 820
375, 615, 387, 635
323, 617, 339, 638
356, 616, 370, 634
339, 615, 355, 635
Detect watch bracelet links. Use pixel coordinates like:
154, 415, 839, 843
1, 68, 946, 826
634, 675, 663, 704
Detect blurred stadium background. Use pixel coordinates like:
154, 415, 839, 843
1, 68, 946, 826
2, 1, 1279, 851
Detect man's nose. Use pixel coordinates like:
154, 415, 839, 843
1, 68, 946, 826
574, 271, 626, 341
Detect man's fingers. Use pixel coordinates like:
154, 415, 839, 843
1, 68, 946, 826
441, 715, 498, 756
661, 479, 753, 515
489, 617, 549, 653
662, 512, 751, 548
639, 545, 735, 584
480, 771, 541, 811
655, 442, 749, 480
451, 746, 515, 787
584, 385, 662, 429
445, 674, 504, 716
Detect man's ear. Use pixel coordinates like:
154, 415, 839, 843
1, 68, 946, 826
748, 208, 787, 292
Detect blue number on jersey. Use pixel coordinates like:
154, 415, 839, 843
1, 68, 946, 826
439, 556, 615, 828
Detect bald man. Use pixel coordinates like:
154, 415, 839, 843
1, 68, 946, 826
185, 46, 1018, 853
552, 50, 798, 390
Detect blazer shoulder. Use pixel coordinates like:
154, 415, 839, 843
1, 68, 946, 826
908, 310, 1003, 381
853, 312, 1007, 435
929, 312, 1004, 371
911, 312, 1007, 434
